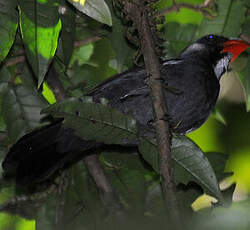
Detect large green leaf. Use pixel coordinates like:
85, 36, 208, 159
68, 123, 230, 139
239, 58, 250, 111
0, 0, 18, 62
67, 0, 112, 26
138, 136, 223, 201
0, 68, 48, 143
196, 0, 246, 37
42, 97, 138, 145
19, 0, 62, 87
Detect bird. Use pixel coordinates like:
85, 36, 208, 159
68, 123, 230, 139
2, 34, 249, 185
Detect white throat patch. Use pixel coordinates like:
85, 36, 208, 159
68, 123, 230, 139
214, 54, 232, 80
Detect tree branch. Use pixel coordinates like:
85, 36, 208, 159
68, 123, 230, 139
5, 35, 103, 67
155, 0, 215, 18
123, 1, 181, 227
84, 154, 124, 219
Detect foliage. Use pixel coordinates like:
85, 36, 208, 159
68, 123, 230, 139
0, 0, 249, 229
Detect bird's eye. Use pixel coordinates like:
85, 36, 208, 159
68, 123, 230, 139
208, 35, 213, 39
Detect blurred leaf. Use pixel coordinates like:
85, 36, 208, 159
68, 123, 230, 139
42, 97, 138, 145
67, 0, 112, 26
156, 0, 204, 25
200, 199, 250, 230
138, 136, 223, 201
19, 0, 62, 87
176, 182, 203, 220
211, 109, 227, 125
238, 56, 250, 111
88, 38, 117, 82
196, 0, 246, 37
0, 0, 18, 62
162, 22, 197, 57
36, 163, 104, 230
36, 195, 57, 230
106, 0, 134, 72
102, 150, 148, 212
57, 0, 76, 67
69, 43, 94, 66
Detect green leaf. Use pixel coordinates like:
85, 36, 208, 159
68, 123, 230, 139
106, 0, 133, 72
162, 22, 197, 58
0, 0, 18, 62
57, 0, 76, 67
138, 136, 223, 201
42, 97, 138, 145
206, 152, 231, 182
239, 56, 250, 111
0, 68, 48, 143
196, 0, 246, 37
67, 0, 112, 26
156, 0, 204, 25
69, 43, 94, 66
19, 0, 62, 87
211, 108, 227, 126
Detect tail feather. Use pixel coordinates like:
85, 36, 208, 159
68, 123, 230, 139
2, 121, 97, 185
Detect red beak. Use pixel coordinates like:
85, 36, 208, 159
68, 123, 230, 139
223, 39, 250, 63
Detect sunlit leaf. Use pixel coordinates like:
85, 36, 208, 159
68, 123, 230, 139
19, 0, 62, 87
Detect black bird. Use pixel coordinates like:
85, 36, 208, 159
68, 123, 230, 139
2, 35, 249, 185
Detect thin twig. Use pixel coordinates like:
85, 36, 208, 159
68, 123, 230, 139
5, 56, 25, 67
155, 0, 215, 18
123, 1, 182, 227
84, 154, 124, 219
5, 35, 103, 67
74, 35, 102, 48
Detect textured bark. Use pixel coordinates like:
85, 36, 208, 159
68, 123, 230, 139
123, 1, 182, 227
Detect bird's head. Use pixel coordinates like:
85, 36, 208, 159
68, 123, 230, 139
179, 34, 250, 80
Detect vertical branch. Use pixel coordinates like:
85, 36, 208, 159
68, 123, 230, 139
123, 1, 181, 226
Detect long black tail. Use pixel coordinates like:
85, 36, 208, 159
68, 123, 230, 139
2, 120, 98, 185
